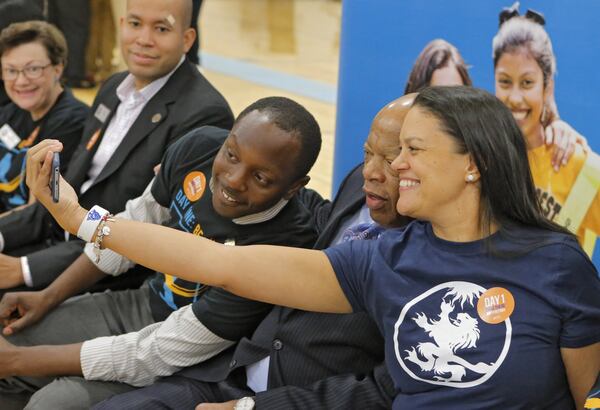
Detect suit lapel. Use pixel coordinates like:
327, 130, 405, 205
65, 90, 121, 189
315, 165, 365, 248
90, 99, 168, 187
316, 194, 364, 248
87, 61, 193, 189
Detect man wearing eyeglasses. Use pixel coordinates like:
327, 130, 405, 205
0, 0, 233, 294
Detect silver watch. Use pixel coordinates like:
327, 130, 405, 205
233, 397, 254, 410
234, 396, 255, 410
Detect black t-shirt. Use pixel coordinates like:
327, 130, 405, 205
148, 126, 318, 321
0, 89, 88, 210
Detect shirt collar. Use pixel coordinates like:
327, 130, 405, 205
209, 178, 289, 225
116, 56, 185, 103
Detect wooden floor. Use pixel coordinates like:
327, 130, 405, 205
75, 0, 341, 198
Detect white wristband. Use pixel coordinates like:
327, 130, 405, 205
77, 205, 110, 242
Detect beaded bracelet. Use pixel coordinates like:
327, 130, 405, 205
92, 213, 115, 263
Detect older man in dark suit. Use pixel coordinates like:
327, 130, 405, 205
85, 94, 415, 410
0, 0, 233, 291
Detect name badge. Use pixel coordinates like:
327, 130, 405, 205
94, 104, 111, 123
0, 124, 21, 149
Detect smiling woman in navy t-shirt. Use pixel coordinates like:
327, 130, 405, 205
27, 86, 600, 409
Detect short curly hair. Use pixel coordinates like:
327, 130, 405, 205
0, 20, 68, 67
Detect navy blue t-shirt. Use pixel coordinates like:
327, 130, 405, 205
325, 220, 600, 409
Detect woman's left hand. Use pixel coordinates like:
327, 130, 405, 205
545, 120, 588, 171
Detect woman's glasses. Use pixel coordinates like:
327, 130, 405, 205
1, 64, 52, 81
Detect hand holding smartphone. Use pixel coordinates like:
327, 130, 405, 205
49, 152, 60, 203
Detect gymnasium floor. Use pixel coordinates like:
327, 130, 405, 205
75, 0, 341, 198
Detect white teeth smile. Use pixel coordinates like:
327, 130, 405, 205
399, 179, 419, 188
222, 189, 238, 203
511, 111, 527, 120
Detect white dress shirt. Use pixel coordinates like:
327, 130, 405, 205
80, 57, 184, 194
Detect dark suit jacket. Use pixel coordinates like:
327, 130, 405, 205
179, 164, 396, 409
0, 60, 234, 287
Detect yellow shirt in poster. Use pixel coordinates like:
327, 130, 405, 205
528, 144, 600, 253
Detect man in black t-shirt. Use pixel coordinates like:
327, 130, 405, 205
0, 96, 322, 409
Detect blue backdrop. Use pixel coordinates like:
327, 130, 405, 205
334, 0, 600, 262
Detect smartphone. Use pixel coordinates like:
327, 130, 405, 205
49, 152, 60, 203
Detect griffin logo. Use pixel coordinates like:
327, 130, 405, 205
394, 281, 512, 388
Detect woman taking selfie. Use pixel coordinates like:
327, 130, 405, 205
26, 86, 600, 409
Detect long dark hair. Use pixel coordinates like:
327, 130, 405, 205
404, 39, 472, 94
414, 86, 571, 238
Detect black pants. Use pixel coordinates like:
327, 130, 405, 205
93, 371, 252, 410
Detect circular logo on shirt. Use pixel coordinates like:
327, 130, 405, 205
393, 281, 512, 388
183, 171, 206, 202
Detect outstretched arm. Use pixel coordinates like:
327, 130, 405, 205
0, 336, 82, 378
0, 302, 235, 380
82, 305, 234, 386
26, 140, 352, 315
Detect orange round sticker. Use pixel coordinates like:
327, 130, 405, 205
476, 287, 515, 324
183, 171, 206, 202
